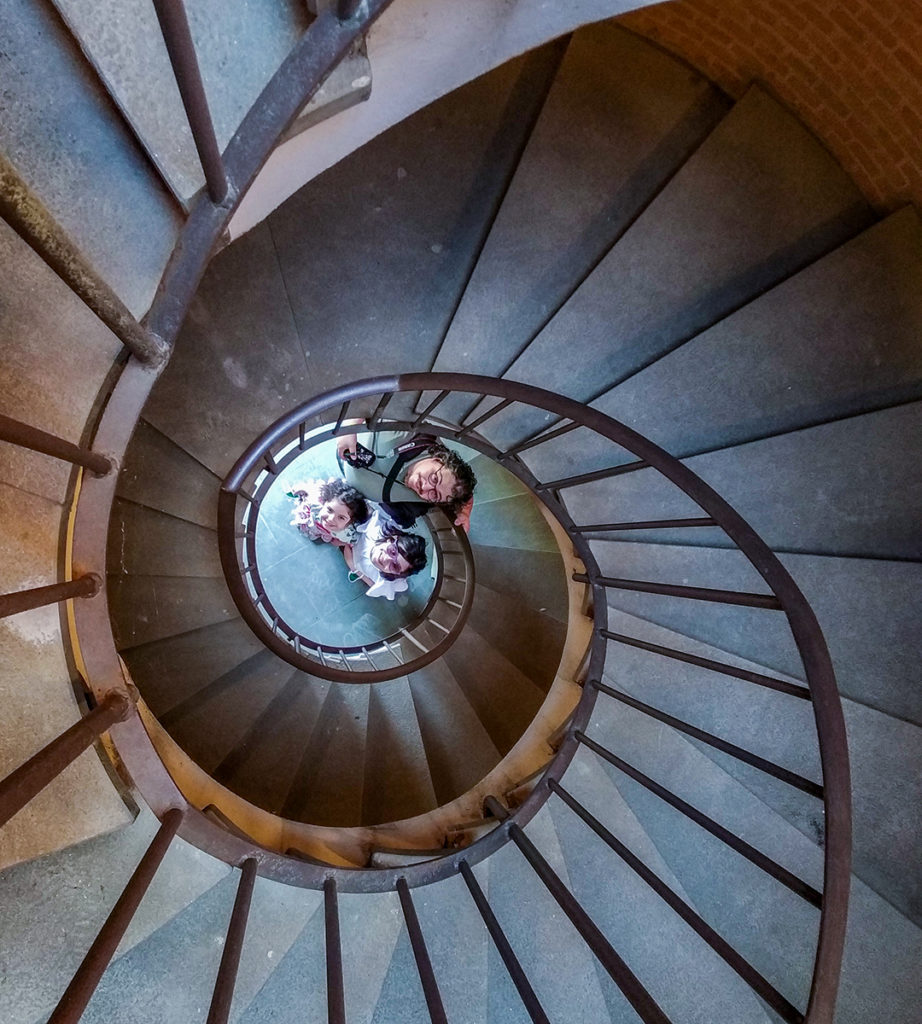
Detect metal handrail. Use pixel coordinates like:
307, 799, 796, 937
217, 417, 477, 683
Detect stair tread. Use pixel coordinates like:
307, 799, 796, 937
466, 582, 567, 695
0, 222, 122, 505
571, 399, 922, 561
468, 491, 561, 554
278, 682, 369, 826
484, 805, 614, 1024
431, 22, 729, 400
107, 498, 222, 578
470, 544, 569, 624
442, 623, 550, 756
362, 678, 438, 824
0, 806, 228, 1024
117, 420, 220, 530
477, 83, 873, 450
2, 0, 180, 314
108, 575, 238, 650
547, 760, 775, 1023
119, 617, 265, 716
51, 0, 310, 200
266, 46, 565, 402
408, 659, 504, 806
524, 205, 922, 483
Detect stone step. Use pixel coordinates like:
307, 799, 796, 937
521, 205, 922, 484
428, 20, 730, 425
2, 0, 181, 315
0, 805, 228, 1024
466, 582, 567, 695
50, 0, 366, 202
362, 678, 438, 825
119, 617, 264, 717
77, 865, 318, 1023
482, 806, 614, 1023
583, 692, 922, 1023
210, 672, 331, 820
117, 419, 221, 530
108, 574, 238, 649
407, 659, 504, 806
593, 594, 922, 928
470, 544, 569, 625
161, 649, 299, 778
276, 681, 369, 826
547, 751, 774, 1023
564, 399, 922, 561
472, 83, 873, 450
107, 498, 222, 578
442, 623, 551, 757
468, 491, 562, 554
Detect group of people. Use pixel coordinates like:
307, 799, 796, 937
287, 430, 477, 600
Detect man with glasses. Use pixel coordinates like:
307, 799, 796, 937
336, 429, 477, 531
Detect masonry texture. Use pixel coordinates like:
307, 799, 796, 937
620, 0, 922, 213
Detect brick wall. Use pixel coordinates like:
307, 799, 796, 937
619, 0, 922, 213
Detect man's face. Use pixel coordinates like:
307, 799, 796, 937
370, 535, 412, 577
405, 457, 458, 504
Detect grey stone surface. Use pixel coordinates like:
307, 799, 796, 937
235, 894, 327, 1024
597, 542, 922, 726
466, 582, 566, 695
108, 498, 222, 578
117, 420, 221, 530
593, 206, 922, 459
142, 220, 313, 476
268, 48, 563, 398
587, 697, 821, 1013
0, 220, 122, 504
120, 616, 265, 716
430, 22, 729, 423
408, 659, 504, 806
0, 805, 226, 1024
51, 0, 310, 200
548, 755, 773, 1023
278, 681, 369, 826
0, 483, 133, 871
162, 649, 297, 776
471, 545, 569, 624
468, 492, 561, 553
362, 678, 438, 824
108, 573, 238, 649
564, 399, 922, 559
410, 868, 490, 1024
1, 0, 180, 315
475, 84, 872, 450
485, 806, 613, 1023
467, 452, 531, 504
212, 672, 329, 817
443, 623, 549, 756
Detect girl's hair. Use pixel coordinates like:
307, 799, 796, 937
420, 443, 477, 517
317, 478, 369, 524
378, 522, 427, 580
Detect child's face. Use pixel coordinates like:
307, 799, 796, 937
370, 536, 412, 578
317, 497, 352, 533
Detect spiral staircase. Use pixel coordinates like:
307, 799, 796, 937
2, 4, 921, 1024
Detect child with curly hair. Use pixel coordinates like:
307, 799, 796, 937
288, 478, 369, 546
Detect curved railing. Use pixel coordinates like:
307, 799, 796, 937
0, 2, 851, 1019
4, 369, 851, 1023
217, 416, 476, 682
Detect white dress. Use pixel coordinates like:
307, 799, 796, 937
350, 511, 410, 600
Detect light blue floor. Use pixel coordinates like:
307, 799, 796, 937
254, 441, 434, 647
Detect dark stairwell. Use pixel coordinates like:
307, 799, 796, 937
1, 8, 921, 1024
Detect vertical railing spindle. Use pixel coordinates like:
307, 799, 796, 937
47, 809, 184, 1024
396, 878, 447, 1024
324, 878, 346, 1024
206, 858, 258, 1024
